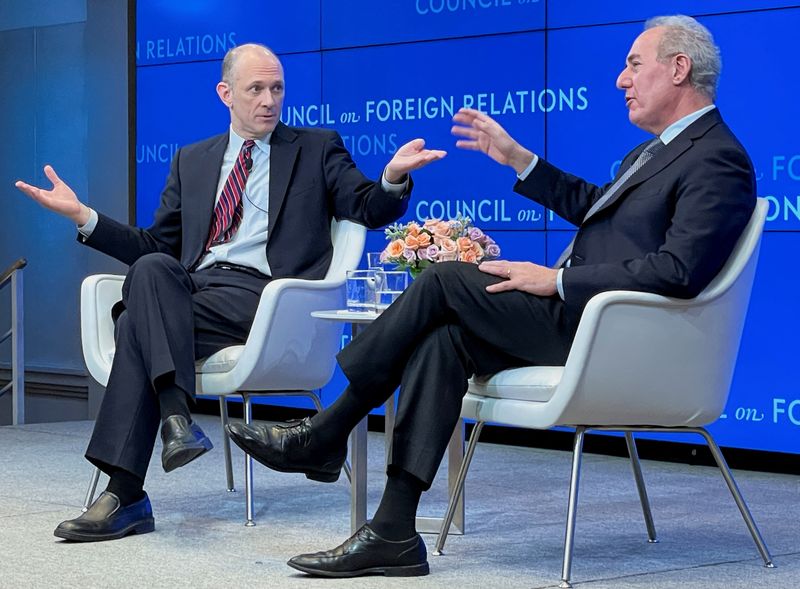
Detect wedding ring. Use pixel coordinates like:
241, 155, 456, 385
506, 267, 511, 278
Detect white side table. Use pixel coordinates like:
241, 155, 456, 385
311, 309, 465, 536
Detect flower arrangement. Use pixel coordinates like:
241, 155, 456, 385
381, 215, 501, 278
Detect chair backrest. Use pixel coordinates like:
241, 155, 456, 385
551, 198, 768, 428
325, 218, 368, 282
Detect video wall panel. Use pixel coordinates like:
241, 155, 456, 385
135, 2, 800, 456
321, 0, 545, 49
136, 0, 320, 66
548, 2, 800, 29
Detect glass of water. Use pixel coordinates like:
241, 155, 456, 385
367, 252, 384, 270
375, 270, 408, 312
346, 269, 377, 313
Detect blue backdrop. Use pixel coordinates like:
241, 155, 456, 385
135, 2, 800, 455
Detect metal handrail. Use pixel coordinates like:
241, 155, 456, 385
0, 258, 26, 424
0, 258, 27, 287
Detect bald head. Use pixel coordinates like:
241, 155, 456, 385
221, 43, 282, 86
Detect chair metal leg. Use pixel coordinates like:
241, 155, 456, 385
82, 467, 102, 512
433, 421, 484, 555
243, 394, 256, 527
624, 432, 658, 543
560, 426, 586, 589
696, 428, 774, 567
219, 396, 235, 492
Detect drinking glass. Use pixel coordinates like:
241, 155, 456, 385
375, 270, 408, 312
346, 269, 377, 312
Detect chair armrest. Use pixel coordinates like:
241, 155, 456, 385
80, 274, 125, 386
225, 276, 349, 392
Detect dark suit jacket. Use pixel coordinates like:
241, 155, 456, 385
514, 109, 756, 322
81, 123, 411, 279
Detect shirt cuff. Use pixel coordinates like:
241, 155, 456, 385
77, 208, 98, 238
381, 167, 409, 196
556, 268, 565, 300
516, 154, 540, 181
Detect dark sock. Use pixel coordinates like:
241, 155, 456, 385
309, 385, 372, 447
157, 382, 192, 423
369, 469, 425, 541
105, 468, 145, 506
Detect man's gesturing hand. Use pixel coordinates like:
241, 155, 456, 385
384, 138, 447, 183
479, 260, 558, 297
15, 165, 90, 226
451, 108, 534, 174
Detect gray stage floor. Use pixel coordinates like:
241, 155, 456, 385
1, 414, 798, 588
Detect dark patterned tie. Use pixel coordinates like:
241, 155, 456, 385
205, 139, 256, 250
554, 138, 665, 268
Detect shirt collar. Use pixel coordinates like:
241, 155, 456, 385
659, 104, 716, 145
228, 126, 272, 155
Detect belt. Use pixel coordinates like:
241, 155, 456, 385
210, 262, 270, 280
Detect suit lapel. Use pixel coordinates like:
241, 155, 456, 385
186, 133, 228, 264
267, 123, 300, 244
590, 109, 722, 218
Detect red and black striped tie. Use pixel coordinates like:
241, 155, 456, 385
205, 139, 256, 250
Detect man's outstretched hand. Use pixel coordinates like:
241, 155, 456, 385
384, 138, 447, 183
479, 260, 558, 297
15, 165, 90, 225
451, 108, 534, 174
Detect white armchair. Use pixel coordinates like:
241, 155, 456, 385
433, 199, 772, 587
80, 219, 366, 526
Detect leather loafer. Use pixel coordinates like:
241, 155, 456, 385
226, 417, 346, 482
54, 491, 155, 542
161, 415, 213, 473
288, 524, 429, 577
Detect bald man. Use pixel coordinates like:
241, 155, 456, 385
16, 43, 445, 542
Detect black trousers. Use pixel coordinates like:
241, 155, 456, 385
337, 262, 575, 488
85, 253, 269, 480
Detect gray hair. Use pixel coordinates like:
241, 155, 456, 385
221, 43, 279, 85
645, 15, 721, 101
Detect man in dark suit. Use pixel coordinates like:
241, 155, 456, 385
227, 16, 755, 577
14, 43, 445, 542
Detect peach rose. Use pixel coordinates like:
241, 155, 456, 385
438, 238, 458, 261
416, 232, 432, 247
461, 250, 478, 263
386, 239, 405, 258
404, 234, 420, 249
456, 236, 473, 252
406, 222, 421, 237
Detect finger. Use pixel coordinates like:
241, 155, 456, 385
456, 107, 482, 119
454, 139, 481, 151
478, 261, 508, 277
452, 110, 476, 123
399, 138, 425, 153
14, 181, 41, 199
486, 280, 516, 293
43, 165, 62, 186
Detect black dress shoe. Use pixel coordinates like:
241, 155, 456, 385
288, 524, 429, 577
225, 418, 346, 482
161, 415, 214, 473
54, 492, 154, 542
